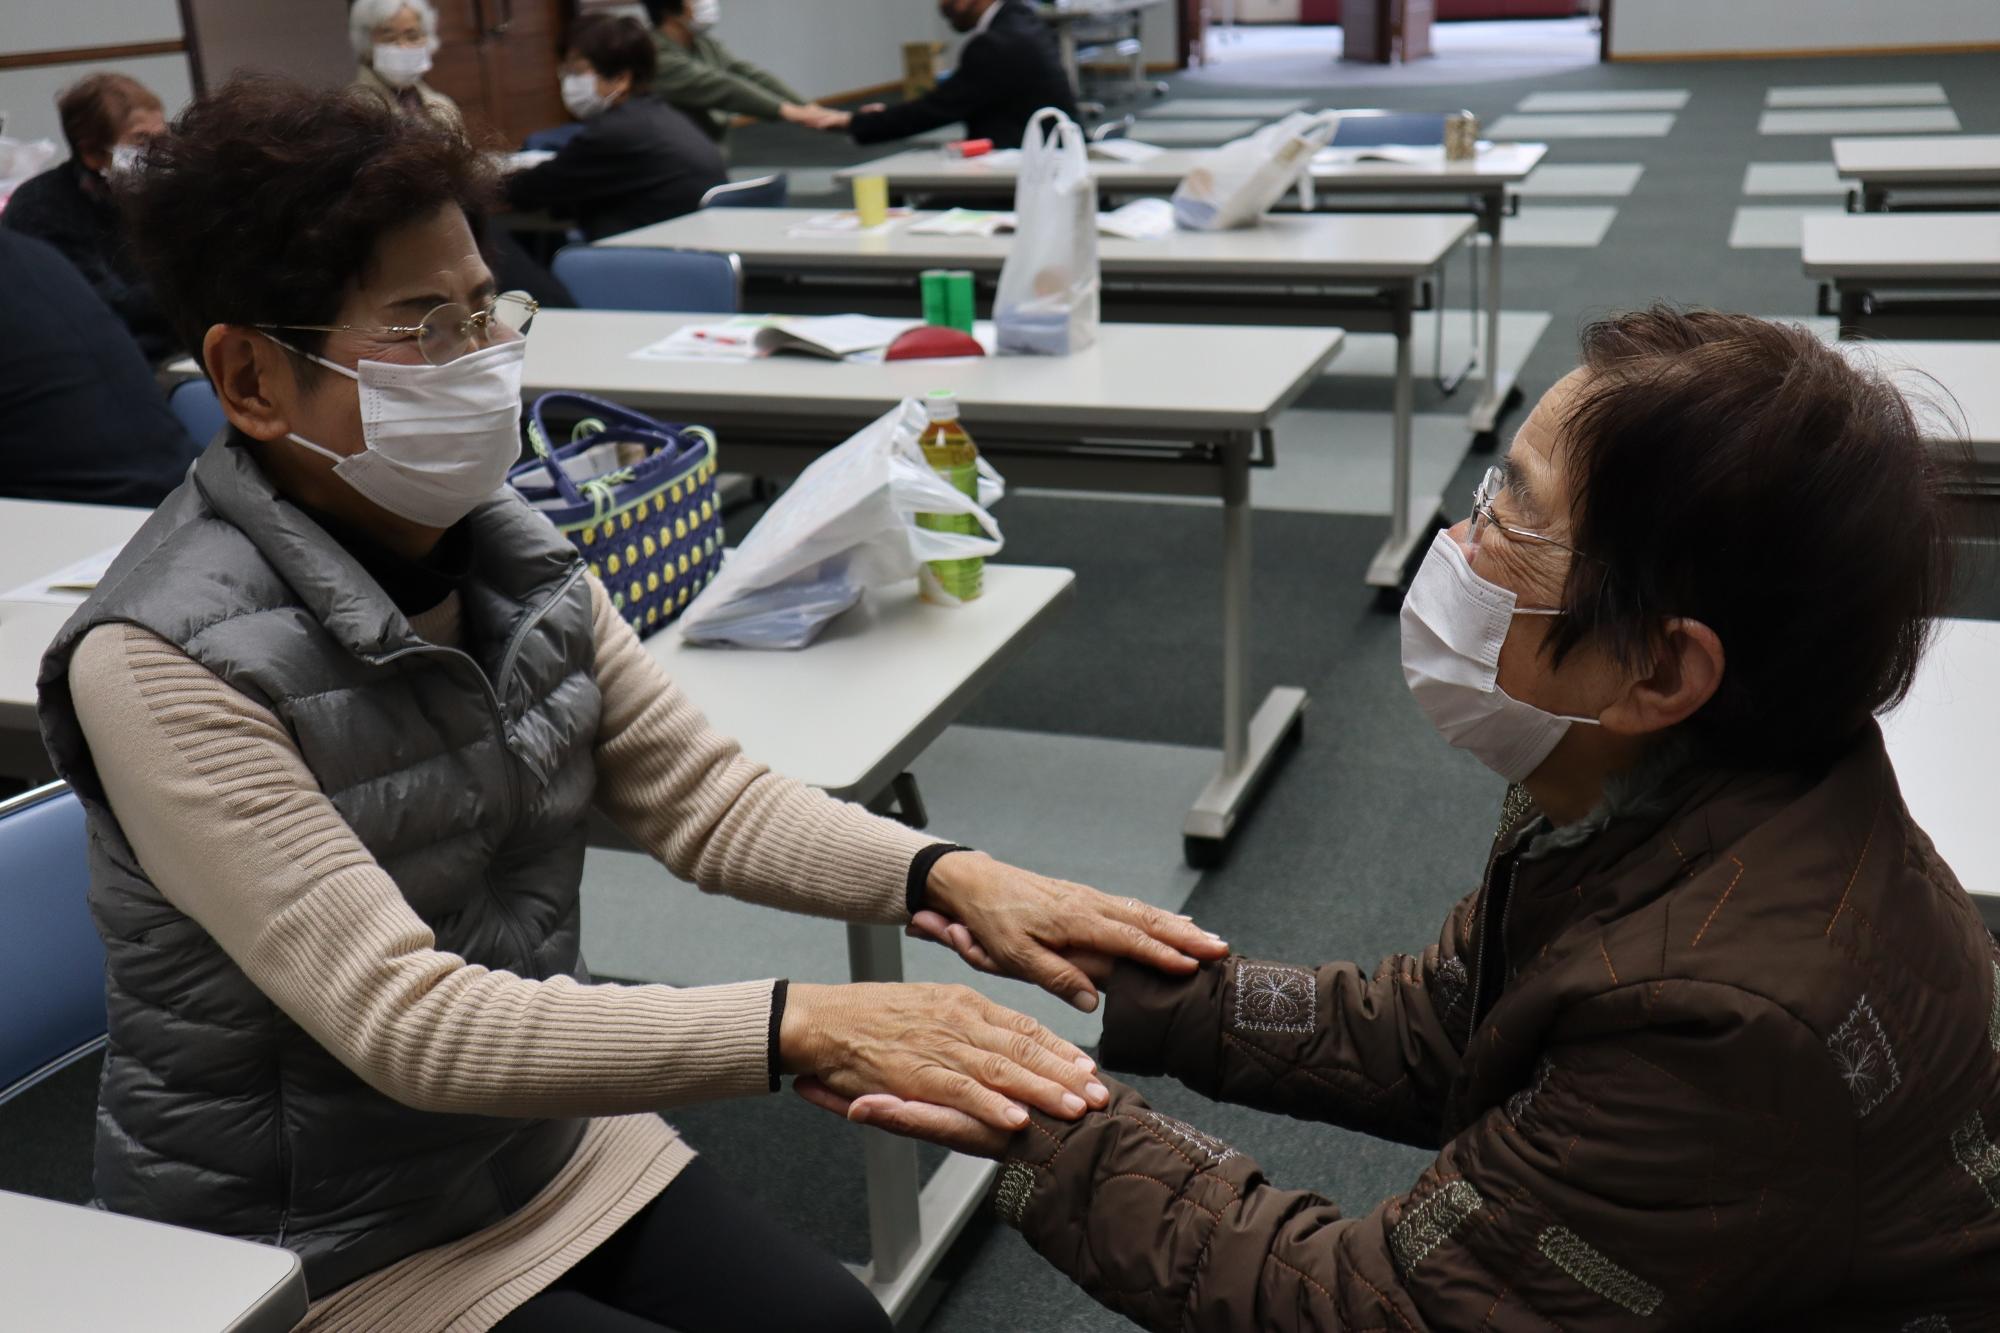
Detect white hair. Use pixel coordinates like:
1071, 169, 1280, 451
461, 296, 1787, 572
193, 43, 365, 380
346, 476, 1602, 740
349, 0, 440, 60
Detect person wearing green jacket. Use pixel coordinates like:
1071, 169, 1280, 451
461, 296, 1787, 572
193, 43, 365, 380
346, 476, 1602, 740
643, 0, 844, 146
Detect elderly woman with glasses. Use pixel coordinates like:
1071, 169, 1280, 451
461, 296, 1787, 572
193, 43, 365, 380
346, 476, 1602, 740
824, 309, 2000, 1328
34, 78, 1227, 1333
348, 0, 461, 129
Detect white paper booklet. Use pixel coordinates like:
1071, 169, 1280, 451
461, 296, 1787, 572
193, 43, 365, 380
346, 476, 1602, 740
1096, 197, 1176, 240
2, 545, 122, 606
907, 208, 1016, 237
784, 209, 911, 237
632, 315, 920, 363
1089, 139, 1166, 164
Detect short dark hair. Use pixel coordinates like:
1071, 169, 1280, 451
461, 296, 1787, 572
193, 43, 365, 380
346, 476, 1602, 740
1546, 306, 1965, 771
640, 0, 686, 22
569, 14, 658, 84
57, 73, 162, 159
120, 76, 496, 375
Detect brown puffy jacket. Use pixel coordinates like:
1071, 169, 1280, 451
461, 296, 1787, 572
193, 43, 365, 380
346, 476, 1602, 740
993, 726, 2000, 1330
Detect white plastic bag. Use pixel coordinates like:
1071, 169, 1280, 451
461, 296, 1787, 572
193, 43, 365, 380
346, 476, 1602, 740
1171, 111, 1343, 231
995, 107, 1100, 356
678, 399, 1005, 649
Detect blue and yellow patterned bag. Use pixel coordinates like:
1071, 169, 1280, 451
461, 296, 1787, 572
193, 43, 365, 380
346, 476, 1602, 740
509, 392, 722, 639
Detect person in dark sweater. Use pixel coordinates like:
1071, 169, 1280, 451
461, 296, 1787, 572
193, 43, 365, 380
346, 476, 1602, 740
0, 228, 198, 506
504, 14, 726, 242
829, 0, 1077, 150
1, 72, 179, 363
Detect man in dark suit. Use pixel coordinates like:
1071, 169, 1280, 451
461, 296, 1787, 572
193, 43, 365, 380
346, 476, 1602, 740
0, 229, 199, 506
832, 0, 1078, 150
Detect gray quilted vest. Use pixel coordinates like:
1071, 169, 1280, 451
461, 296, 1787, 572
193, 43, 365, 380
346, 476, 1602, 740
37, 440, 602, 1297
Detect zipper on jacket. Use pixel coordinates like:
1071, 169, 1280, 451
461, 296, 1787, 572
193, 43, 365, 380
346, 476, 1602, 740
1467, 858, 1521, 1047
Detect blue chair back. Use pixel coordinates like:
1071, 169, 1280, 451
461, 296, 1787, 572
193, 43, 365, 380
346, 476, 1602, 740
523, 123, 586, 153
701, 173, 789, 209
0, 784, 106, 1106
1329, 111, 1450, 148
551, 246, 742, 314
168, 378, 226, 444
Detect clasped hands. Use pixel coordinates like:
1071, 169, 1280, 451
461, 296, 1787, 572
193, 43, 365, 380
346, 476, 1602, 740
779, 850, 1223, 1154
778, 101, 888, 133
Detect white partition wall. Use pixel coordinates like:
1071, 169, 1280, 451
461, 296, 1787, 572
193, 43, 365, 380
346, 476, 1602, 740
1608, 0, 2000, 60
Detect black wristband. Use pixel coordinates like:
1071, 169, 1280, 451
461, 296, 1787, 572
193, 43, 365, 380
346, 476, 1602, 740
766, 978, 789, 1092
906, 842, 972, 916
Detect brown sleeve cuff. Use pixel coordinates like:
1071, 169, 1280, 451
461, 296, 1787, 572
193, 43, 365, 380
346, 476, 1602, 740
1099, 958, 1231, 1089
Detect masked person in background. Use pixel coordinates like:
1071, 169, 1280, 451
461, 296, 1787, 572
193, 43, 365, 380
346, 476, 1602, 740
348, 0, 461, 131
811, 309, 2000, 1329
1, 72, 177, 362
504, 14, 724, 241
38, 77, 1228, 1333
642, 0, 845, 145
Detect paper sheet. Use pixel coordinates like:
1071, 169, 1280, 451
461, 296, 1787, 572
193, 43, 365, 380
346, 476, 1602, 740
784, 209, 912, 237
1089, 139, 1166, 164
907, 208, 1015, 237
2, 545, 122, 606
630, 315, 919, 363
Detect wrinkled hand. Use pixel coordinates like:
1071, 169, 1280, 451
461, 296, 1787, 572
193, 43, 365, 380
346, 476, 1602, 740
914, 852, 1227, 1012
796, 1075, 1012, 1157
858, 102, 887, 115
779, 981, 1107, 1132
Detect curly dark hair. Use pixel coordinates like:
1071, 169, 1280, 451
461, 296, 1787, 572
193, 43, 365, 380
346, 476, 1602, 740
120, 75, 497, 375
1546, 306, 1968, 771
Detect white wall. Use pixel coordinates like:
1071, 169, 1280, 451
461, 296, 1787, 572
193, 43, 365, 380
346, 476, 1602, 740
0, 0, 194, 149
1610, 0, 2000, 58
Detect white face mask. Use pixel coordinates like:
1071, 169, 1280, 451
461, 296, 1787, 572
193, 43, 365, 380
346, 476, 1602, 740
106, 142, 143, 180
372, 42, 434, 89
561, 72, 612, 120
688, 0, 721, 30
267, 335, 527, 529
1400, 529, 1602, 784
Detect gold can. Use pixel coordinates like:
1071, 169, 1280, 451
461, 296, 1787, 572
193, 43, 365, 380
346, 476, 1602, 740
1445, 111, 1479, 162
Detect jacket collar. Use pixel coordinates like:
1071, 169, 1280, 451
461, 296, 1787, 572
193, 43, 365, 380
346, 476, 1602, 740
189, 439, 580, 667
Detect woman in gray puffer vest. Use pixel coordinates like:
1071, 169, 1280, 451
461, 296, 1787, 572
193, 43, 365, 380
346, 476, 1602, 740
35, 76, 1228, 1333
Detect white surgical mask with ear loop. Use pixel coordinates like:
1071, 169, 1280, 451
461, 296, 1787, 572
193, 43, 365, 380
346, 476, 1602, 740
561, 72, 612, 120
372, 42, 434, 89
106, 143, 143, 179
1400, 529, 1602, 784
264, 335, 527, 529
688, 0, 722, 31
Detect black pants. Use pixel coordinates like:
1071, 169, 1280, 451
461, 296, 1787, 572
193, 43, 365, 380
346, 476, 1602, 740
490, 1158, 891, 1333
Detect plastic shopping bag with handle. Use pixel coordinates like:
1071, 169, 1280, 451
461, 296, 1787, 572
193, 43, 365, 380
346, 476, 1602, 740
1171, 110, 1344, 231
678, 399, 1004, 649
994, 107, 1100, 356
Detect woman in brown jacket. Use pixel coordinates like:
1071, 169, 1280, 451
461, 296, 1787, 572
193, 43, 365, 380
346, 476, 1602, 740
810, 309, 2000, 1330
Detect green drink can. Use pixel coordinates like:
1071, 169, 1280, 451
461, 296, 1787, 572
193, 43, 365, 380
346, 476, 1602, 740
944, 269, 976, 334
920, 269, 951, 326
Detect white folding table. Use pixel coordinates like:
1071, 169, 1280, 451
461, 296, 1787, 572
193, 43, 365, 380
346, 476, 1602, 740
1838, 338, 2000, 490
600, 206, 1470, 590
0, 1189, 306, 1333
522, 311, 1341, 860
1801, 213, 2000, 335
1834, 135, 2000, 213
1879, 617, 2000, 932
834, 141, 1548, 436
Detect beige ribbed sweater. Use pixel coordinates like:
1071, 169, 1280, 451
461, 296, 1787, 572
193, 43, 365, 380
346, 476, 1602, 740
67, 574, 934, 1331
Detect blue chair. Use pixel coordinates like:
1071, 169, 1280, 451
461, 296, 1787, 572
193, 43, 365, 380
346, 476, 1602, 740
700, 173, 789, 209
522, 123, 586, 153
551, 246, 742, 314
168, 378, 226, 445
0, 783, 106, 1108
1328, 110, 1452, 148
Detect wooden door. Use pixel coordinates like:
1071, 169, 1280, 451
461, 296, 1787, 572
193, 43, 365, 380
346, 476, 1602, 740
424, 0, 571, 147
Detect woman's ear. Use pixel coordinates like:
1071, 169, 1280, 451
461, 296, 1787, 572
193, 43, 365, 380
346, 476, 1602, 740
202, 325, 295, 444
1600, 617, 1725, 738
606, 71, 634, 101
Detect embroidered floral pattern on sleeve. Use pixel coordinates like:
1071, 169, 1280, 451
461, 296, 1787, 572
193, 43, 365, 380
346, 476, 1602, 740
1430, 954, 1471, 1031
1536, 1225, 1665, 1317
1987, 961, 2000, 1055
1827, 995, 1902, 1118
993, 1161, 1036, 1228
1900, 1317, 1951, 1332
1505, 1056, 1554, 1126
1950, 1110, 2000, 1210
1232, 961, 1317, 1035
1388, 1179, 1485, 1277
1140, 1111, 1237, 1168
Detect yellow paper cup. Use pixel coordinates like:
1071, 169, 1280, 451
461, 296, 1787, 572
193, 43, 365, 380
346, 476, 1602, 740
852, 174, 889, 228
